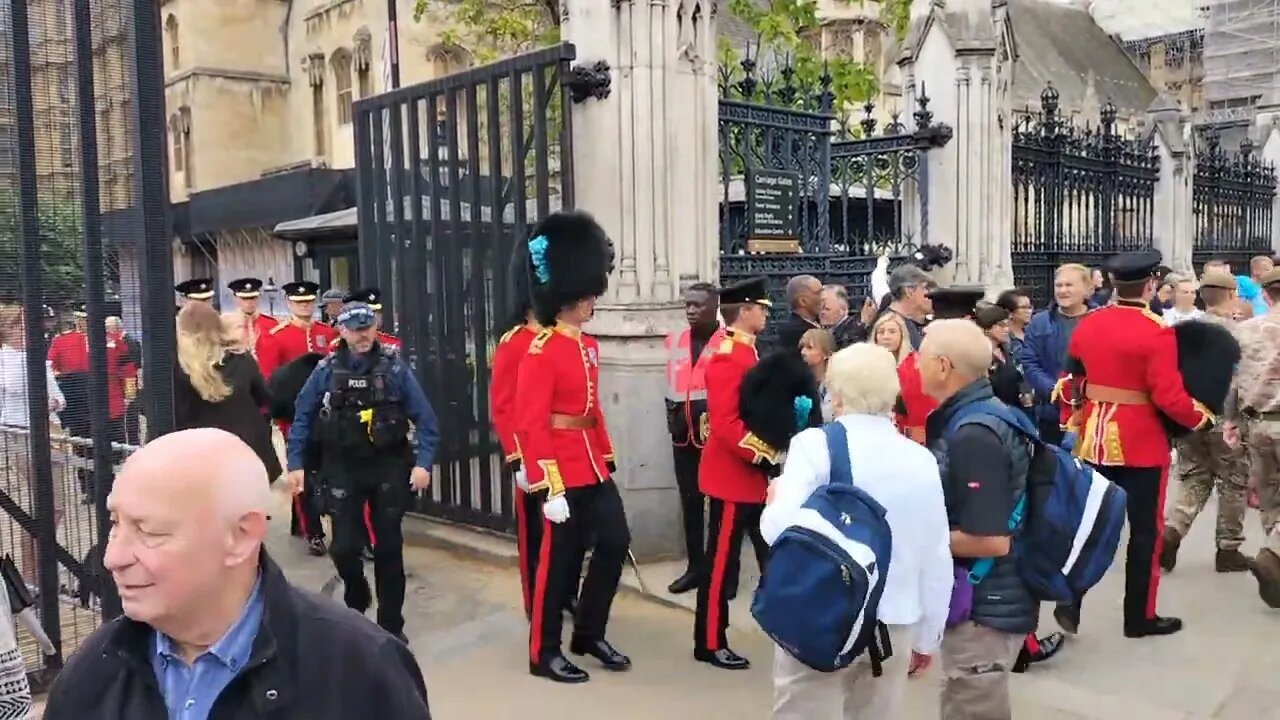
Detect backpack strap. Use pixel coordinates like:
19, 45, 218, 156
822, 422, 853, 487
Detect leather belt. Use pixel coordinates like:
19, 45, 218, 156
1085, 384, 1150, 405
551, 414, 598, 430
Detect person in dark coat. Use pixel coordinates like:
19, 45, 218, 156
173, 302, 281, 482
772, 275, 822, 356
42, 429, 430, 719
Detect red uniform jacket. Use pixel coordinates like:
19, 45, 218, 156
491, 324, 539, 467
259, 319, 333, 436
48, 331, 91, 375
514, 323, 615, 496
895, 352, 937, 445
378, 332, 401, 349
49, 331, 136, 419
246, 314, 278, 361
698, 329, 777, 504
1065, 300, 1213, 468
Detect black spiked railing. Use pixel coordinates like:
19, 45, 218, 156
1192, 126, 1277, 266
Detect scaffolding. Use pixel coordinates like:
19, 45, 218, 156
1202, 0, 1280, 108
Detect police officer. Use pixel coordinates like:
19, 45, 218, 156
286, 301, 440, 642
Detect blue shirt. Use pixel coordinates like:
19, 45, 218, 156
286, 346, 440, 472
151, 576, 265, 720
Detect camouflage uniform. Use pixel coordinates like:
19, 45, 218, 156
1161, 281, 1252, 572
1234, 272, 1280, 608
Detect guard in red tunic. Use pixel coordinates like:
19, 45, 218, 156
514, 211, 630, 684
227, 277, 279, 356
1057, 249, 1215, 639
895, 287, 986, 442
694, 276, 776, 671
259, 280, 333, 556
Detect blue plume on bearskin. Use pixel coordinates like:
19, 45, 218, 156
1159, 319, 1240, 439
267, 352, 325, 421
740, 351, 823, 451
526, 211, 615, 327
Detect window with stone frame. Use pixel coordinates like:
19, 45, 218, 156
357, 64, 372, 99
332, 49, 353, 125
179, 108, 193, 189
169, 115, 184, 173
312, 84, 327, 158
165, 14, 179, 69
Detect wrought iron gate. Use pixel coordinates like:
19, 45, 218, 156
352, 44, 577, 532
1192, 129, 1277, 271
717, 56, 950, 318
0, 0, 175, 681
1011, 85, 1159, 307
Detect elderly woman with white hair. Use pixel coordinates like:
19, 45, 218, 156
760, 343, 953, 720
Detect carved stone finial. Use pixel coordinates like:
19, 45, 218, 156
304, 51, 326, 87
353, 28, 372, 72
565, 60, 612, 103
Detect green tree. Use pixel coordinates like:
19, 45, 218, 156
0, 190, 86, 308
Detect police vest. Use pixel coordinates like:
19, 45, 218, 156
664, 327, 726, 403
321, 346, 410, 457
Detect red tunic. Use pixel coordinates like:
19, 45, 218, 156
48, 331, 91, 375
258, 319, 333, 436
514, 323, 615, 495
378, 332, 401, 349
895, 352, 937, 445
50, 331, 136, 419
1065, 300, 1212, 468
246, 313, 278, 361
491, 324, 539, 467
698, 329, 776, 504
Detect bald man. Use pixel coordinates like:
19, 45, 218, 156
44, 428, 432, 720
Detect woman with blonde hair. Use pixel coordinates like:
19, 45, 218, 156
798, 328, 837, 421
220, 311, 251, 354
175, 302, 281, 481
870, 312, 911, 366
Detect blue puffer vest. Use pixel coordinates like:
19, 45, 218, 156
926, 380, 1039, 635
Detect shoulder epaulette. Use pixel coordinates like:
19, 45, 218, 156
499, 326, 520, 344
269, 321, 290, 335
529, 329, 554, 355
328, 337, 340, 348
716, 337, 735, 354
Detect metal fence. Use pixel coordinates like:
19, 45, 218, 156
353, 43, 577, 533
0, 0, 174, 681
1192, 128, 1277, 270
717, 54, 950, 317
1011, 84, 1160, 306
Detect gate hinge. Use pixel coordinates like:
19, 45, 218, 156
565, 60, 612, 104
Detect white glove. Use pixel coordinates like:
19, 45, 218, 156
543, 494, 570, 524
515, 468, 530, 492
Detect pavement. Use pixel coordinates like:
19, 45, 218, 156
36, 487, 1278, 718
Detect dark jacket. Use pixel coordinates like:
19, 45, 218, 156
773, 312, 820, 357
990, 345, 1033, 415
44, 551, 431, 720
174, 352, 281, 481
1021, 303, 1095, 422
925, 380, 1038, 635
828, 315, 868, 349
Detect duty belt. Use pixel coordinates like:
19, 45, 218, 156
551, 414, 598, 430
1085, 384, 1150, 405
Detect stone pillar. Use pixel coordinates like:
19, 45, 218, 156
1146, 95, 1195, 273
899, 0, 1017, 291
563, 0, 720, 560
1257, 115, 1280, 254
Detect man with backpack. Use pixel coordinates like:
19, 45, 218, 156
919, 319, 1038, 720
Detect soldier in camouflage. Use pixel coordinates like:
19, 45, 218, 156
1160, 271, 1252, 574
1234, 267, 1280, 608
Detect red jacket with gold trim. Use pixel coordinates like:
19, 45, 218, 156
259, 319, 334, 436
1064, 300, 1213, 467
895, 352, 937, 445
698, 329, 777, 504
490, 323, 539, 468
514, 323, 615, 496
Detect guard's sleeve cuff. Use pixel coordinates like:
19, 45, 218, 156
739, 432, 780, 465
505, 450, 521, 464
527, 460, 566, 497
1050, 377, 1065, 404
1192, 400, 1215, 431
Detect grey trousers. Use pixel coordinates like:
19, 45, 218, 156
771, 624, 912, 720
940, 621, 1025, 720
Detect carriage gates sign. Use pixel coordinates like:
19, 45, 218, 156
746, 168, 800, 253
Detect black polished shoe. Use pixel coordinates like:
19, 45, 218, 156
667, 570, 699, 595
569, 638, 632, 671
1013, 631, 1065, 673
1053, 602, 1080, 635
1124, 615, 1183, 638
694, 647, 750, 670
529, 654, 590, 683
307, 536, 328, 557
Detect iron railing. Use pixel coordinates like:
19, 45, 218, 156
1192, 128, 1277, 270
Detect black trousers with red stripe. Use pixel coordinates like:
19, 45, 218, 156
1075, 464, 1168, 627
694, 498, 765, 653
515, 488, 584, 619
528, 482, 630, 664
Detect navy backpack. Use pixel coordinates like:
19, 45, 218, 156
946, 399, 1128, 603
751, 422, 894, 674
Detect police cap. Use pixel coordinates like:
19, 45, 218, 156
320, 288, 346, 304
1105, 249, 1163, 283
336, 301, 378, 330
175, 278, 215, 301
282, 281, 320, 302
1199, 271, 1237, 291
928, 286, 986, 320
227, 277, 264, 299
718, 276, 772, 307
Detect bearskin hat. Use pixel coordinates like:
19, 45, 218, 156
498, 238, 536, 336
1159, 319, 1240, 439
740, 351, 824, 452
524, 211, 614, 327
267, 352, 325, 422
